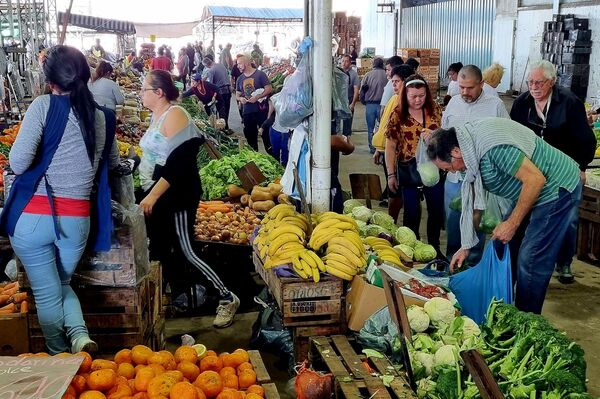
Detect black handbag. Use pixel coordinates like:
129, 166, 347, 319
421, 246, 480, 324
396, 157, 422, 187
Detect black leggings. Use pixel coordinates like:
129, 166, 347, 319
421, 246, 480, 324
242, 111, 271, 154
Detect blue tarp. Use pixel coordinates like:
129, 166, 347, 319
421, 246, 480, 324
201, 6, 303, 23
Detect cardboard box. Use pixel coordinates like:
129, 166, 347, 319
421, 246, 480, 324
0, 313, 29, 355
357, 58, 373, 69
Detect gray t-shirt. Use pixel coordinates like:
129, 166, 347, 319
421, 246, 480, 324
236, 69, 271, 115
361, 68, 388, 103
205, 63, 231, 93
88, 77, 125, 111
346, 68, 360, 103
9, 95, 119, 199
380, 80, 394, 106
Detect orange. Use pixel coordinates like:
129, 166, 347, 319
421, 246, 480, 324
63, 385, 76, 397
92, 359, 119, 372
128, 378, 137, 393
61, 394, 76, 399
170, 381, 199, 399
194, 371, 223, 398
147, 375, 176, 397
118, 363, 136, 379
236, 363, 253, 374
200, 356, 223, 373
80, 391, 107, 399
116, 376, 129, 386
106, 383, 133, 399
132, 393, 150, 399
147, 363, 166, 376
245, 394, 262, 399
148, 352, 171, 367
178, 360, 201, 381
233, 350, 249, 364
205, 350, 218, 358
88, 369, 118, 391
134, 367, 156, 392
216, 390, 238, 399
70, 374, 87, 394
76, 351, 93, 374
131, 345, 154, 365
237, 390, 247, 399
237, 370, 256, 389
114, 349, 133, 364
163, 370, 184, 382
219, 367, 236, 378
33, 352, 50, 357
245, 385, 264, 397
175, 346, 199, 364
54, 352, 73, 358
17, 353, 34, 357
195, 386, 207, 399
135, 365, 146, 375
222, 374, 238, 390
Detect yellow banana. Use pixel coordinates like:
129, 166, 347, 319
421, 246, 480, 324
309, 227, 343, 250
312, 218, 342, 233
267, 204, 295, 219
325, 259, 358, 276
380, 256, 403, 267
293, 262, 309, 279
342, 231, 365, 254
259, 243, 269, 260
300, 258, 313, 276
268, 233, 303, 256
312, 267, 321, 282
328, 238, 362, 258
365, 237, 392, 247
303, 250, 326, 272
325, 264, 355, 281
323, 252, 354, 266
326, 246, 364, 268
330, 221, 357, 231
281, 216, 309, 230
377, 247, 401, 257
268, 225, 306, 241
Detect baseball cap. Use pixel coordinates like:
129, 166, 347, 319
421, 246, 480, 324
192, 73, 202, 81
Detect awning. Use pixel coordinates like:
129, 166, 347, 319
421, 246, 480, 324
58, 12, 136, 35
134, 21, 200, 38
200, 6, 303, 23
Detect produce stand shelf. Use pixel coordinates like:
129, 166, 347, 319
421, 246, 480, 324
309, 335, 417, 399
248, 349, 281, 399
577, 185, 600, 265
253, 251, 344, 327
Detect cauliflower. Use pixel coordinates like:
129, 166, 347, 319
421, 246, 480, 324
417, 161, 440, 187
423, 297, 455, 327
413, 351, 434, 376
351, 206, 374, 223
394, 244, 414, 260
407, 305, 430, 333
414, 243, 437, 262
343, 199, 362, 214
433, 344, 458, 367
370, 211, 396, 231
412, 333, 442, 354
461, 316, 481, 338
394, 226, 417, 247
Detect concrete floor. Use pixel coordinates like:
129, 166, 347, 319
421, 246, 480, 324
166, 99, 600, 397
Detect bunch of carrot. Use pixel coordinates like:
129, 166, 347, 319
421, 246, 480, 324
0, 281, 29, 315
198, 200, 236, 214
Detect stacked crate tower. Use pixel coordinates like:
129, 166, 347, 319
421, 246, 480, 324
541, 14, 592, 101
397, 48, 441, 94
333, 12, 362, 55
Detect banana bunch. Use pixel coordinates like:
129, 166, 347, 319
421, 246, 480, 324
322, 231, 367, 281
291, 249, 326, 282
364, 237, 404, 267
253, 204, 310, 269
308, 212, 360, 251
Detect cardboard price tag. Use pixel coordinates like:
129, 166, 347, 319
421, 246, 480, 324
0, 355, 83, 399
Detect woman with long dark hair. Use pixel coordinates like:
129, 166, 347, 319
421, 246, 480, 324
2, 45, 119, 354
385, 74, 445, 258
88, 60, 124, 111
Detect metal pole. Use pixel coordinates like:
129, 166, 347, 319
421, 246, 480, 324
552, 0, 560, 15
310, 0, 332, 212
212, 16, 215, 50
304, 0, 309, 37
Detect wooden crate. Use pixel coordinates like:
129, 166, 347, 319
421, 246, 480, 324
577, 186, 600, 265
28, 263, 164, 353
248, 350, 281, 399
253, 252, 344, 327
309, 335, 417, 399
293, 324, 347, 363
0, 313, 29, 355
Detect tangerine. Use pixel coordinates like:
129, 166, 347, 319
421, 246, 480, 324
87, 369, 118, 391
238, 370, 256, 389
170, 381, 199, 399
79, 391, 107, 399
200, 356, 223, 373
194, 371, 223, 398
178, 360, 201, 381
245, 385, 264, 397
175, 346, 199, 364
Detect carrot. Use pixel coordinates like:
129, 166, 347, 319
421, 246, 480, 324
202, 200, 225, 205
1, 282, 18, 292
10, 292, 28, 304
2, 286, 17, 297
0, 294, 10, 306
20, 300, 28, 314
0, 302, 16, 312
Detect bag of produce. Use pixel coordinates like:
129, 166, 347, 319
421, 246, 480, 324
449, 242, 513, 324
415, 135, 440, 187
332, 67, 352, 120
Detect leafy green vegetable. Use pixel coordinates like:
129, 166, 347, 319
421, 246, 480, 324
371, 211, 396, 231
362, 349, 385, 359
394, 226, 417, 247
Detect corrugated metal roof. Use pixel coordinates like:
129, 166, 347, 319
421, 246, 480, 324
202, 6, 303, 23
58, 12, 136, 35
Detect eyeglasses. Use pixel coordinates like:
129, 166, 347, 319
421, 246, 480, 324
140, 87, 156, 93
526, 79, 548, 88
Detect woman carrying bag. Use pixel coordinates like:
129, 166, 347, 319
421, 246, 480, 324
1, 45, 119, 354
385, 74, 445, 259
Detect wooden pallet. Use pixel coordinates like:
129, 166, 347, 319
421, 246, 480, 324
253, 252, 344, 327
309, 335, 417, 399
577, 186, 600, 265
248, 349, 280, 399
293, 324, 347, 363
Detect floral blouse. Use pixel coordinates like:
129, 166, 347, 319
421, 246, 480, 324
385, 103, 442, 162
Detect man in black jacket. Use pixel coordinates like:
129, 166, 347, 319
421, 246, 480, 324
510, 60, 596, 284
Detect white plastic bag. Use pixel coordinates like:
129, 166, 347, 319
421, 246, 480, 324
416, 135, 440, 187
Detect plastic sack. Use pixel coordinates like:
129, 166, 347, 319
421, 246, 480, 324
479, 192, 502, 234
416, 135, 440, 187
356, 306, 398, 355
332, 67, 351, 119
281, 123, 311, 202
273, 41, 313, 130
449, 242, 513, 324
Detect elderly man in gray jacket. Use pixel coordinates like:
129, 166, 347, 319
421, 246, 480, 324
360, 57, 388, 154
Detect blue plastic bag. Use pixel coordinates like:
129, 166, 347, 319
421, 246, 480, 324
449, 242, 513, 324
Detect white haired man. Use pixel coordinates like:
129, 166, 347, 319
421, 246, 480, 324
510, 60, 596, 284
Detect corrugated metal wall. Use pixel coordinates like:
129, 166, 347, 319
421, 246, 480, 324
400, 0, 495, 75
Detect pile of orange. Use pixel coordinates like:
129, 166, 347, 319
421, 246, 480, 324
19, 346, 264, 399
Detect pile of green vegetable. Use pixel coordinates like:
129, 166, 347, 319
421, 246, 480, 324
199, 149, 284, 200
404, 298, 590, 399
0, 143, 10, 158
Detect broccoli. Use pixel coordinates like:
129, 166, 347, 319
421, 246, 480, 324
433, 365, 462, 399
545, 370, 586, 394
509, 383, 536, 399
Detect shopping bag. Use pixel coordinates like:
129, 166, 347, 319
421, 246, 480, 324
479, 192, 503, 234
333, 67, 352, 119
449, 242, 513, 324
415, 135, 440, 187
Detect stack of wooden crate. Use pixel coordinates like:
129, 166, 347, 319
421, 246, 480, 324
577, 185, 600, 265
334, 12, 362, 55
397, 48, 441, 93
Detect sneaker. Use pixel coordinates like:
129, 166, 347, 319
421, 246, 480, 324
213, 293, 240, 328
557, 265, 575, 284
71, 335, 98, 354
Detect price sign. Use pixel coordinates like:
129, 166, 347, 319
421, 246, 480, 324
0, 355, 83, 399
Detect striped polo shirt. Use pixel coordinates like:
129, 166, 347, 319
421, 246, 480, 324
479, 138, 579, 207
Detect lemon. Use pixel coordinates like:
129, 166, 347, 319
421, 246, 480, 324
192, 344, 207, 359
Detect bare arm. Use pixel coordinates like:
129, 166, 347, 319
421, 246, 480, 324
140, 177, 171, 216
385, 137, 398, 192
331, 135, 354, 155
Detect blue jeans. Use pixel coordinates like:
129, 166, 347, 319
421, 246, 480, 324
444, 179, 485, 264
365, 103, 381, 154
402, 182, 444, 248
269, 127, 289, 167
510, 186, 581, 314
555, 180, 583, 268
10, 213, 90, 354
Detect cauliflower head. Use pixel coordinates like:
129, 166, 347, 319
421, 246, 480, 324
407, 305, 430, 333
423, 297, 455, 327
433, 344, 458, 367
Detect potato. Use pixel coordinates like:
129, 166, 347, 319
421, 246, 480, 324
227, 185, 247, 198
251, 189, 274, 201
252, 200, 276, 212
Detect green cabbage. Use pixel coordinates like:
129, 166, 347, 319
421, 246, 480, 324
359, 224, 369, 237
365, 224, 389, 237
343, 199, 362, 214
414, 243, 437, 262
449, 195, 462, 211
394, 226, 417, 247
417, 162, 440, 187
351, 206, 374, 223
370, 211, 396, 231
355, 220, 367, 230
479, 212, 500, 234
394, 244, 414, 260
